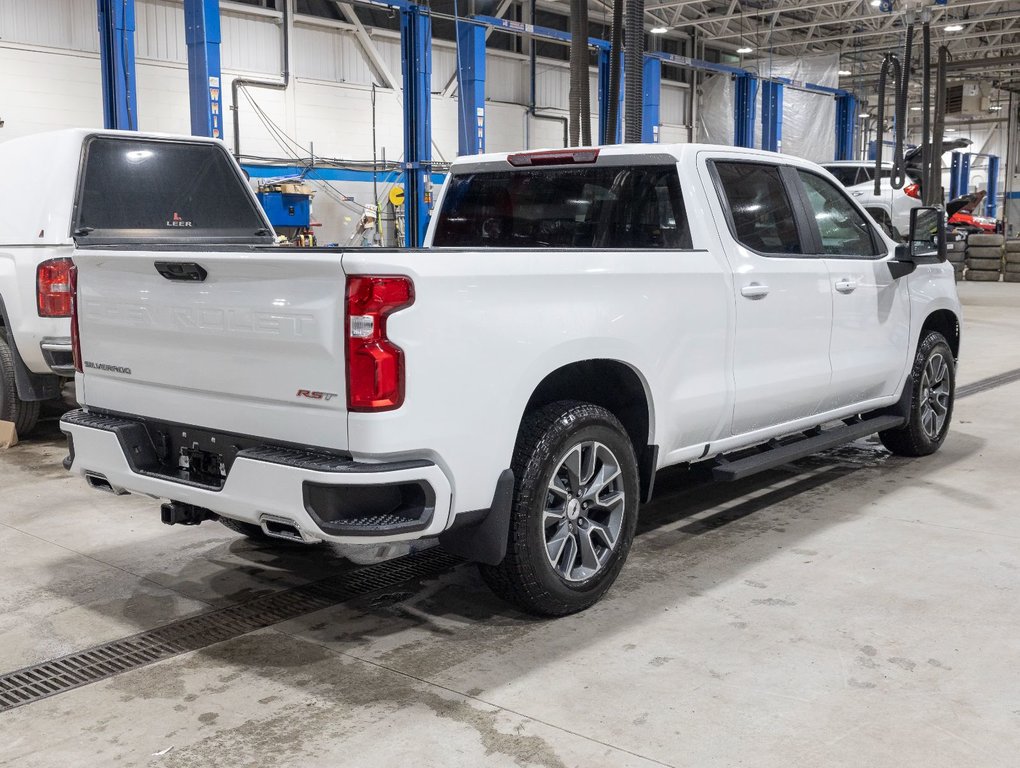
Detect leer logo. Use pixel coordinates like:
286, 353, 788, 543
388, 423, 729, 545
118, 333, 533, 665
166, 211, 194, 228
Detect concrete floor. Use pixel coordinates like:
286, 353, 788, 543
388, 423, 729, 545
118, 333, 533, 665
2, 282, 1019, 768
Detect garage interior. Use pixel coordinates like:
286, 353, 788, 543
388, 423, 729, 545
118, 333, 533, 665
2, 1, 1020, 766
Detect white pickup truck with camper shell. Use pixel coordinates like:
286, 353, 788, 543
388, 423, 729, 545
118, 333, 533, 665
0, 133, 81, 435
48, 128, 960, 616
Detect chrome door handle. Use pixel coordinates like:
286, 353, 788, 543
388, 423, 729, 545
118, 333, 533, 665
834, 279, 858, 294
740, 283, 770, 300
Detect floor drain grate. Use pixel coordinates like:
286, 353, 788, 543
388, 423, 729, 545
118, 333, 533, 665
0, 547, 462, 713
957, 367, 1020, 399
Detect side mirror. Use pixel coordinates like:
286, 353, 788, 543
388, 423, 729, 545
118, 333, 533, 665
908, 206, 946, 261
890, 206, 946, 279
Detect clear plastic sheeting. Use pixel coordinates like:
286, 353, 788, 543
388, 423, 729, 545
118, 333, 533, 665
698, 73, 735, 146
751, 53, 838, 162
696, 53, 840, 162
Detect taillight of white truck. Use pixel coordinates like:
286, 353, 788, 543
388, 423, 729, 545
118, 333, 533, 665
36, 258, 74, 317
345, 275, 414, 412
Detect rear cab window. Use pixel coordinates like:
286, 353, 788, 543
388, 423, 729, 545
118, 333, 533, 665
73, 136, 274, 245
432, 164, 692, 249
712, 161, 804, 255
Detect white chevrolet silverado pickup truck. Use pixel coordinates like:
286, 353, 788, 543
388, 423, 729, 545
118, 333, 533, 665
53, 129, 961, 616
0, 134, 80, 434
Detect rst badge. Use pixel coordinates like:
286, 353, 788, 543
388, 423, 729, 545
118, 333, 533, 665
296, 390, 338, 402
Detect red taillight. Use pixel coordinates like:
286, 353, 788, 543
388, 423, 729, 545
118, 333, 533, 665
904, 183, 921, 199
37, 258, 74, 317
507, 148, 600, 167
345, 276, 414, 412
69, 265, 82, 373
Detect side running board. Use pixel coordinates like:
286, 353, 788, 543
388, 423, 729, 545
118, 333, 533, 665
712, 414, 906, 482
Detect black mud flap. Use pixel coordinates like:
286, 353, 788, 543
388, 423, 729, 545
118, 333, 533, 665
439, 469, 514, 566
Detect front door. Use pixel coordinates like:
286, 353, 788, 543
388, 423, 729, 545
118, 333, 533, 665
794, 169, 912, 411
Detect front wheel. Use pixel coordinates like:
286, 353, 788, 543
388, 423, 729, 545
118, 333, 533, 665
480, 401, 640, 616
880, 331, 955, 457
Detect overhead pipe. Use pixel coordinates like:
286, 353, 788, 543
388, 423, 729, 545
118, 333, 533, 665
527, 0, 568, 147
568, 0, 582, 145
604, 0, 623, 144
624, 0, 645, 142
231, 0, 291, 158
920, 13, 932, 204
873, 53, 902, 196
929, 46, 951, 205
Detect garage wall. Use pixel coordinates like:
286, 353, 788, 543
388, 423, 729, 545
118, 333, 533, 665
0, 0, 691, 242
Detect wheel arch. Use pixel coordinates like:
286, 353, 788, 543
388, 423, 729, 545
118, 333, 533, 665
522, 359, 657, 502
920, 308, 960, 359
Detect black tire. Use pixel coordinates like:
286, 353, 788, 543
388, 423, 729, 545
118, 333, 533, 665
880, 331, 955, 457
480, 401, 640, 616
966, 270, 1000, 282
967, 246, 1003, 259
218, 517, 270, 539
968, 233, 1004, 247
0, 332, 41, 436
966, 257, 1001, 270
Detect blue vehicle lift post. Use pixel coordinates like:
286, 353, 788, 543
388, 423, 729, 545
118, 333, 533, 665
733, 74, 757, 149
760, 80, 783, 153
97, 0, 138, 130
834, 92, 857, 160
959, 153, 972, 197
401, 5, 432, 247
597, 50, 622, 144
642, 56, 661, 143
184, 0, 223, 139
455, 19, 485, 155
949, 152, 962, 199
986, 155, 1000, 217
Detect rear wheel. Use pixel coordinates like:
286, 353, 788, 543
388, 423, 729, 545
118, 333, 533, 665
480, 401, 640, 616
0, 332, 40, 436
880, 331, 955, 457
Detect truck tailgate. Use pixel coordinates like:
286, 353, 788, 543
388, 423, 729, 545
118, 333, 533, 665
74, 249, 349, 451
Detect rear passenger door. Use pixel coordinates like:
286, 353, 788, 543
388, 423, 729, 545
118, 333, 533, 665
707, 158, 833, 436
793, 169, 911, 411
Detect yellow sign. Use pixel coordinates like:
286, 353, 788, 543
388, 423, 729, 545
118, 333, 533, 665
388, 186, 405, 206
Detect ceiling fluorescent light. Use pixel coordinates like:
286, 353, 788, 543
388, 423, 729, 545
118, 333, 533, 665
651, 26, 667, 34
736, 46, 753, 54
944, 24, 964, 32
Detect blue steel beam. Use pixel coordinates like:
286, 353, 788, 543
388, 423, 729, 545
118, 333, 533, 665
401, 5, 431, 247
760, 80, 783, 153
986, 155, 999, 217
97, 0, 138, 130
184, 0, 223, 139
473, 15, 610, 50
456, 19, 485, 156
960, 153, 971, 197
642, 57, 661, 143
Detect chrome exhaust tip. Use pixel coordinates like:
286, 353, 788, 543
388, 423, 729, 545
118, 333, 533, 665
84, 472, 127, 495
259, 515, 317, 544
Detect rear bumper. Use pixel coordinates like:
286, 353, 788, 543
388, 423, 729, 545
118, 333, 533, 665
40, 336, 75, 377
60, 409, 452, 545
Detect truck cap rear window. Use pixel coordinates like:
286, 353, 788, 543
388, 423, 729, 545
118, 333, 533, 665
73, 136, 274, 245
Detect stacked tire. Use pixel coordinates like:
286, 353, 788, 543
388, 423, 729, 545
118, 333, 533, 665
965, 233, 1003, 282
945, 238, 966, 281
1006, 239, 1020, 284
